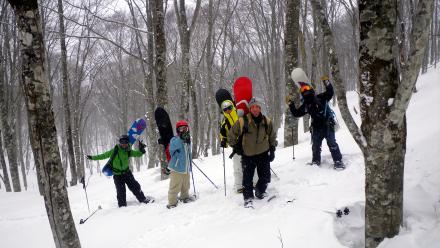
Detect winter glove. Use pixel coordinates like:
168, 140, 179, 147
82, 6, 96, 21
138, 140, 146, 154
158, 138, 165, 145
268, 145, 275, 162
86, 155, 92, 160
285, 95, 293, 105
321, 75, 330, 86
220, 138, 227, 148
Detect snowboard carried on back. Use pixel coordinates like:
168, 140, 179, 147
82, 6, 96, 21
154, 107, 174, 162
102, 117, 147, 176
233, 77, 253, 116
215, 88, 234, 110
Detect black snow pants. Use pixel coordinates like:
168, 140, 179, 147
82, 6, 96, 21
242, 151, 271, 200
113, 170, 146, 207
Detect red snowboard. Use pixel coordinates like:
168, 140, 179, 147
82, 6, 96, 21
233, 76, 253, 116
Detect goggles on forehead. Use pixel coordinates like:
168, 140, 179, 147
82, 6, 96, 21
177, 125, 189, 133
300, 84, 311, 93
223, 105, 233, 112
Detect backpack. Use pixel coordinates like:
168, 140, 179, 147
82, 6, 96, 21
324, 101, 339, 131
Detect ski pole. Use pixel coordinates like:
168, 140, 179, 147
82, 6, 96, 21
191, 161, 219, 189
270, 168, 279, 180
222, 148, 226, 196
79, 205, 102, 224
190, 161, 197, 197
80, 176, 90, 213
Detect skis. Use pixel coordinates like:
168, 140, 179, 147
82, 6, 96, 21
79, 205, 102, 224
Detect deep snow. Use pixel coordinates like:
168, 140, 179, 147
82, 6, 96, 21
1, 68, 439, 248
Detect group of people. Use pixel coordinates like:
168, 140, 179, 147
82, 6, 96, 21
87, 68, 343, 209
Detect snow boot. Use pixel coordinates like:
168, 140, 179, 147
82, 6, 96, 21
143, 196, 155, 204
306, 161, 321, 166
166, 203, 177, 209
181, 196, 195, 203
255, 190, 268, 200
244, 199, 254, 209
334, 160, 345, 170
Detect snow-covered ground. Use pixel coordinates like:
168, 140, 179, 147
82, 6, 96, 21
1, 68, 439, 248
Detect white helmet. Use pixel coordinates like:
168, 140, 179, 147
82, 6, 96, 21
291, 68, 310, 84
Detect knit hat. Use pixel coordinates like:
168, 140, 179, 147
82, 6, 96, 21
176, 120, 189, 133
249, 97, 263, 108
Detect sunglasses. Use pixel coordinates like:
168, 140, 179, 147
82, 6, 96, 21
223, 105, 233, 112
300, 84, 311, 93
177, 125, 189, 133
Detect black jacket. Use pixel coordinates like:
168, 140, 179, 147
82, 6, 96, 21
289, 84, 334, 129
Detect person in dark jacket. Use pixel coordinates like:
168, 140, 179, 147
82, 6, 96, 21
287, 68, 344, 169
87, 135, 154, 207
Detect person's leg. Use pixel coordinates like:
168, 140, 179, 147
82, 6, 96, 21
113, 174, 127, 207
232, 154, 243, 192
255, 153, 271, 198
312, 128, 324, 164
168, 171, 183, 206
180, 172, 191, 199
326, 129, 342, 162
125, 170, 147, 202
242, 156, 257, 200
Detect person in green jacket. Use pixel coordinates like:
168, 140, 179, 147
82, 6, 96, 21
87, 135, 153, 207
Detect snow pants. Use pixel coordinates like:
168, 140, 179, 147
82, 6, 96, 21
311, 125, 342, 163
168, 171, 190, 205
241, 152, 271, 200
113, 170, 147, 207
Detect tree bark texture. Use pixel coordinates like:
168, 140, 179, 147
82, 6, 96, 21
283, 0, 300, 149
0, 129, 12, 192
359, 0, 433, 246
6, 0, 81, 247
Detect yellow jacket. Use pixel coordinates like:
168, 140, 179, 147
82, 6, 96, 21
219, 100, 239, 145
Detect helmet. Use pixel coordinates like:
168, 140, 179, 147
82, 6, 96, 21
119, 135, 130, 145
221, 101, 233, 110
176, 120, 189, 134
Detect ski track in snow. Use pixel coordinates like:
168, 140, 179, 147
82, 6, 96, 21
1, 68, 440, 248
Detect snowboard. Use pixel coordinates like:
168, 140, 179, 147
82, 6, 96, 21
233, 76, 253, 116
290, 67, 312, 89
154, 107, 174, 162
215, 88, 234, 110
127, 117, 147, 145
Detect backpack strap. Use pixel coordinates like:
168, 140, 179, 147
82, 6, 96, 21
108, 145, 119, 167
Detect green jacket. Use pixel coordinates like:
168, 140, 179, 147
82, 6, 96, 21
90, 144, 143, 175
227, 113, 277, 157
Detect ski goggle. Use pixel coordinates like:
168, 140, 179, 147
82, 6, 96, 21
223, 105, 233, 112
300, 84, 311, 93
177, 125, 189, 133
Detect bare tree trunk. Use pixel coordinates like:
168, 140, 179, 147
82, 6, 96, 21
6, 0, 81, 247
204, 0, 215, 157
0, 129, 12, 192
174, 0, 201, 159
359, 0, 434, 247
57, 0, 77, 186
152, 0, 169, 179
0, 46, 21, 192
16, 104, 27, 190
283, 0, 300, 151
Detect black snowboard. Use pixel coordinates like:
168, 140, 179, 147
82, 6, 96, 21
215, 88, 234, 109
154, 107, 174, 147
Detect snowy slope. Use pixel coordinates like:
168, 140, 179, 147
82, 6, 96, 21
1, 68, 439, 248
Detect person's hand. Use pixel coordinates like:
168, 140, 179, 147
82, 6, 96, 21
268, 146, 275, 162
86, 155, 92, 160
321, 75, 330, 86
220, 139, 227, 148
285, 95, 293, 105
138, 140, 146, 154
